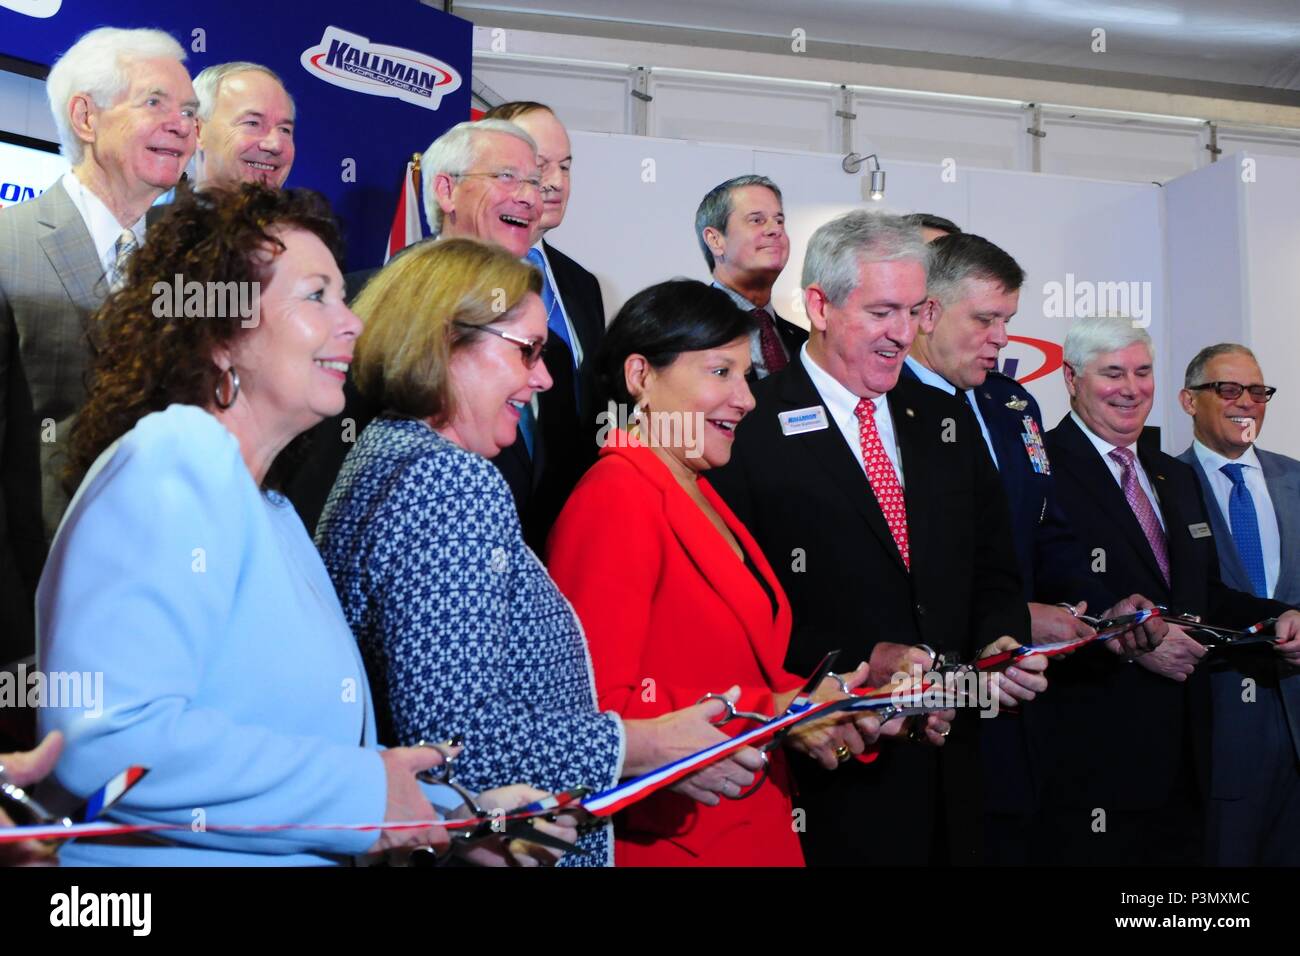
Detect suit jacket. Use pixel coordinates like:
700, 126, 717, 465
1036, 415, 1292, 812
709, 358, 1028, 864
493, 240, 606, 552
0, 180, 107, 663
38, 405, 389, 866
900, 365, 1109, 817
1177, 444, 1300, 796
546, 437, 806, 866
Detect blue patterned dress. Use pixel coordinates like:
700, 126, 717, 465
316, 415, 625, 865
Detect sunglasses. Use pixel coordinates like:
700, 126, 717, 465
455, 321, 545, 368
1187, 381, 1277, 402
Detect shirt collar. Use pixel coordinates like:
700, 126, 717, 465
712, 279, 772, 317
800, 341, 886, 420
1070, 409, 1138, 461
1193, 437, 1261, 475
62, 171, 146, 269
904, 355, 956, 396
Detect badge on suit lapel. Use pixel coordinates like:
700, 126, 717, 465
779, 406, 830, 436
1188, 522, 1213, 539
1005, 395, 1029, 412
1021, 415, 1051, 474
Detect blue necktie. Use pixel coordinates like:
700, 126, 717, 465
1220, 462, 1268, 597
525, 247, 576, 368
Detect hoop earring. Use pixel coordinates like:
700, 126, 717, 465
215, 366, 240, 410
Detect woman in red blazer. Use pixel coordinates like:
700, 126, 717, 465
548, 280, 880, 867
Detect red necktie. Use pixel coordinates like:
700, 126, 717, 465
854, 397, 909, 568
752, 308, 788, 375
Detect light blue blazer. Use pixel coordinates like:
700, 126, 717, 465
37, 405, 401, 866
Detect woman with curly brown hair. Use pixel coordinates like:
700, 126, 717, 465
35, 184, 574, 867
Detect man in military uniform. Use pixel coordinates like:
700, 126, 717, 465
902, 232, 1165, 862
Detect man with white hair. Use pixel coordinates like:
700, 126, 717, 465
191, 62, 296, 190
710, 210, 1041, 865
1037, 317, 1300, 865
0, 27, 196, 662
422, 118, 541, 258
285, 119, 543, 536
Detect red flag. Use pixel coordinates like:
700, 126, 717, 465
384, 158, 423, 263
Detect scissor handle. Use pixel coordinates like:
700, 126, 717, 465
695, 693, 771, 726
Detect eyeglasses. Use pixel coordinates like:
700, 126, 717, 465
1187, 381, 1277, 402
455, 321, 545, 368
453, 169, 542, 194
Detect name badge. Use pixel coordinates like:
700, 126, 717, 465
1188, 522, 1213, 539
779, 406, 830, 436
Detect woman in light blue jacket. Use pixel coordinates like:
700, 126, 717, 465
37, 186, 569, 866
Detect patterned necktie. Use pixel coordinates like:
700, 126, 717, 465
1109, 446, 1170, 585
1220, 462, 1268, 597
110, 228, 137, 291
854, 397, 909, 568
752, 308, 788, 375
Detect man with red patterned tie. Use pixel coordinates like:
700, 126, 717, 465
709, 210, 1041, 865
1038, 317, 1300, 865
695, 176, 808, 381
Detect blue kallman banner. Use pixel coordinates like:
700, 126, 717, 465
0, 0, 471, 270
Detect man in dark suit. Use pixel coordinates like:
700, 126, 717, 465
0, 28, 196, 667
902, 233, 1163, 863
1038, 318, 1300, 865
1176, 343, 1300, 864
482, 102, 607, 551
695, 176, 807, 381
710, 210, 1042, 865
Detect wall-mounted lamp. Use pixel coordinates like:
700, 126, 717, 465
842, 152, 885, 200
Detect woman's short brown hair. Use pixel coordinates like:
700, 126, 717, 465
67, 183, 343, 492
351, 237, 541, 424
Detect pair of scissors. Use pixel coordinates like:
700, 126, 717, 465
1154, 607, 1280, 649
412, 737, 589, 859
697, 650, 853, 799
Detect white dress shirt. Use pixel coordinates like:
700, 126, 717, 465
1193, 439, 1281, 597
61, 172, 147, 278
1070, 410, 1165, 530
903, 355, 999, 469
801, 342, 904, 486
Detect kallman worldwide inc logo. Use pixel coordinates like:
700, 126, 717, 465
300, 26, 461, 111
0, 0, 63, 17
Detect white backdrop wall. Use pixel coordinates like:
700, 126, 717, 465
549, 128, 1169, 440
1162, 152, 1300, 462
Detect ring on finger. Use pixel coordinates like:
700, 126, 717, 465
834, 744, 852, 763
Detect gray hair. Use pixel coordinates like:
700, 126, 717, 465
1063, 316, 1154, 372
694, 175, 783, 271
421, 119, 537, 235
193, 62, 295, 123
801, 210, 929, 306
1184, 342, 1257, 389
47, 27, 188, 166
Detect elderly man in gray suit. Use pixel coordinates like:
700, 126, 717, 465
0, 27, 196, 664
1178, 342, 1300, 865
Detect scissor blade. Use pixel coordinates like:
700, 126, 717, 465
786, 650, 840, 713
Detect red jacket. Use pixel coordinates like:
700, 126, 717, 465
547, 436, 806, 866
